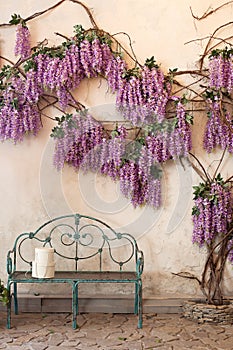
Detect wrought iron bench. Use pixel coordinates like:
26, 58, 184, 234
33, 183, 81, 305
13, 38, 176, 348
6, 214, 144, 329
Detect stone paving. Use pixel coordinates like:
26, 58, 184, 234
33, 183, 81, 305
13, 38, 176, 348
0, 311, 233, 349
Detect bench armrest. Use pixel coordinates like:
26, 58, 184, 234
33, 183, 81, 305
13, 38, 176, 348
7, 250, 15, 275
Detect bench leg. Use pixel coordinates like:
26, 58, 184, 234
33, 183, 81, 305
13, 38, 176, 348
6, 283, 11, 329
137, 279, 143, 329
13, 283, 18, 315
72, 282, 78, 329
134, 282, 138, 315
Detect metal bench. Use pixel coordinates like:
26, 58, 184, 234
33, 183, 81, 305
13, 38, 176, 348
6, 214, 144, 329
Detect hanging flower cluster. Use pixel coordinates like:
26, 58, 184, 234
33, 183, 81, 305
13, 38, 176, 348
52, 112, 104, 170
51, 93, 193, 208
22, 24, 127, 110
52, 112, 164, 207
203, 92, 233, 153
14, 22, 31, 60
204, 48, 233, 153
143, 97, 192, 163
0, 69, 41, 142
209, 48, 233, 92
116, 57, 171, 126
192, 174, 233, 252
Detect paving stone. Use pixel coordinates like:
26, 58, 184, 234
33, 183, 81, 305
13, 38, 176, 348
47, 333, 65, 346
85, 328, 110, 339
60, 340, 80, 347
96, 338, 124, 347
106, 331, 124, 340
78, 338, 98, 347
0, 338, 13, 344
11, 333, 36, 345
46, 347, 75, 350
6, 346, 31, 350
215, 338, 233, 349
198, 336, 218, 348
142, 336, 163, 349
28, 344, 48, 350
177, 328, 193, 341
169, 339, 210, 349
151, 325, 182, 340
0, 345, 7, 349
124, 340, 143, 349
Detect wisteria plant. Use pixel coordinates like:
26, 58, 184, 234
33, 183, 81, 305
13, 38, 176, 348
175, 45, 233, 305
189, 155, 233, 305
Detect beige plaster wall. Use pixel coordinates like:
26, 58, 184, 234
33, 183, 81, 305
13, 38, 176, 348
0, 0, 232, 299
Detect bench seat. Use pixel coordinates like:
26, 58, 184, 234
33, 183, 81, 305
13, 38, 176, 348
10, 270, 139, 282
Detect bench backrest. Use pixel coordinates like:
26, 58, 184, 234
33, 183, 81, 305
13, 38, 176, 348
7, 214, 143, 274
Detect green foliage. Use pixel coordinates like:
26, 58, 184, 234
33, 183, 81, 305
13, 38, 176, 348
145, 56, 159, 69
203, 89, 220, 101
50, 114, 78, 139
73, 24, 112, 47
209, 46, 233, 59
0, 280, 9, 305
150, 164, 162, 179
9, 13, 23, 25
144, 118, 177, 136
24, 59, 37, 72
192, 205, 200, 216
193, 182, 210, 200
73, 24, 85, 41
168, 67, 178, 83
180, 94, 189, 105
0, 65, 19, 81
122, 67, 140, 80
192, 174, 226, 207
185, 113, 193, 125
11, 98, 19, 110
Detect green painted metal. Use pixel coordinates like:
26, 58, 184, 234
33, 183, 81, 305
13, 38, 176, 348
6, 213, 144, 329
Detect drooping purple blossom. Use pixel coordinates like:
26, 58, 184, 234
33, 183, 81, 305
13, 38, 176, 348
204, 99, 233, 153
53, 112, 104, 170
209, 54, 233, 93
14, 23, 31, 60
192, 182, 232, 247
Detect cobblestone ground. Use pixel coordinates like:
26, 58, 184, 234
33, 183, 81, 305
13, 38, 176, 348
1, 311, 233, 349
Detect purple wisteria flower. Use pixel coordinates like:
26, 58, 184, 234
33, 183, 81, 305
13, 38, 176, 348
53, 112, 104, 170
14, 23, 31, 60
209, 54, 233, 93
192, 181, 232, 249
204, 100, 233, 153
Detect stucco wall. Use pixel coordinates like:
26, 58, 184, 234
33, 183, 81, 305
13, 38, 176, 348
0, 0, 232, 300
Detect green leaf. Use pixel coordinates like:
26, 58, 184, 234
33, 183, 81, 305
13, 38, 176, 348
192, 206, 200, 216
24, 59, 37, 72
73, 24, 85, 41
150, 165, 162, 179
215, 173, 224, 184
180, 94, 189, 105
145, 56, 159, 69
185, 113, 193, 125
193, 182, 210, 199
122, 67, 140, 80
11, 98, 19, 110
9, 13, 22, 25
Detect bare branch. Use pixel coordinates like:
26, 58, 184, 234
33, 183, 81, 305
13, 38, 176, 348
190, 2, 233, 21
